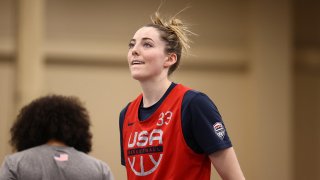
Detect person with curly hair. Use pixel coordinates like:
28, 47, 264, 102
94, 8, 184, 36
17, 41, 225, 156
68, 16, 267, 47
0, 95, 114, 180
119, 10, 245, 180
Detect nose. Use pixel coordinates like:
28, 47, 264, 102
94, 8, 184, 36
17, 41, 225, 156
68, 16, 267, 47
131, 45, 139, 56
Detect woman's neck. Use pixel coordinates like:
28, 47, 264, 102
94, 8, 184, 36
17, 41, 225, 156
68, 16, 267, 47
140, 79, 172, 107
46, 139, 66, 147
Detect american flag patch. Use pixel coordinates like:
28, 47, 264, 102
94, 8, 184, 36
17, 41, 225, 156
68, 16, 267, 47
54, 153, 69, 162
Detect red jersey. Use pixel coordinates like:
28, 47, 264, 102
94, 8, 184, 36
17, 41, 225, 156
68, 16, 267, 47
122, 84, 211, 180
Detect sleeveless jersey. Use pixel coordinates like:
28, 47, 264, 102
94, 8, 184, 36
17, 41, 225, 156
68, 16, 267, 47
122, 84, 211, 180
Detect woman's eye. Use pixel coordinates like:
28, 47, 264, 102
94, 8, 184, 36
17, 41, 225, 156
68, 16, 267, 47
128, 43, 134, 49
143, 43, 153, 48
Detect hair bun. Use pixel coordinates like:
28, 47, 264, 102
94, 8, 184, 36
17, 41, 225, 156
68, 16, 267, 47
170, 18, 183, 26
150, 11, 195, 53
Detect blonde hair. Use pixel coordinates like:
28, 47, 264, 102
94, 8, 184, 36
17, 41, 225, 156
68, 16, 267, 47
145, 10, 194, 75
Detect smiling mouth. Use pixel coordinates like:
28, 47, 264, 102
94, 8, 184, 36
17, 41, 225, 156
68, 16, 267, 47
131, 60, 145, 65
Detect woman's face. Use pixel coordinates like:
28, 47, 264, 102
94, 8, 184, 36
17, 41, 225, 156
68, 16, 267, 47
127, 26, 170, 81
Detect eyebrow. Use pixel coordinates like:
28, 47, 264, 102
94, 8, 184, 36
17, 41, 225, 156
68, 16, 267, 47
129, 37, 154, 42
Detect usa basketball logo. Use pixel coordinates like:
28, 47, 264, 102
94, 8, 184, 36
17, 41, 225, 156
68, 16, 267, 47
127, 129, 164, 176
126, 111, 173, 176
213, 122, 225, 140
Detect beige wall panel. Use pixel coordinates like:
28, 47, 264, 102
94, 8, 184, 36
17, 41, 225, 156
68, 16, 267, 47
0, 0, 15, 166
0, 62, 15, 163
294, 72, 320, 180
0, 0, 15, 55
45, 0, 249, 64
249, 0, 293, 179
45, 0, 249, 43
0, 0, 15, 38
15, 0, 46, 109
294, 0, 320, 46
294, 0, 320, 179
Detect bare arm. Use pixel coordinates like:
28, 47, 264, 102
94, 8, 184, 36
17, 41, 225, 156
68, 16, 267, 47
209, 147, 245, 180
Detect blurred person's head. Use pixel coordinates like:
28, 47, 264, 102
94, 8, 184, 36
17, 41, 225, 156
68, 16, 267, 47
10, 95, 92, 153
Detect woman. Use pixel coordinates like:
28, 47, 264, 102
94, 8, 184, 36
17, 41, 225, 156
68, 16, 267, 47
0, 95, 114, 180
119, 11, 245, 180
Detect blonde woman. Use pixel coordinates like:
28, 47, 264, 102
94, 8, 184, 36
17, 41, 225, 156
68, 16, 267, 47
119, 11, 245, 180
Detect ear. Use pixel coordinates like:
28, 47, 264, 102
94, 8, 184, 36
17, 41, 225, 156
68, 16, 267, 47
164, 53, 177, 68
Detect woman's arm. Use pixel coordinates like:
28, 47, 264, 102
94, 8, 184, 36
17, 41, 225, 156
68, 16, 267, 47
209, 147, 245, 180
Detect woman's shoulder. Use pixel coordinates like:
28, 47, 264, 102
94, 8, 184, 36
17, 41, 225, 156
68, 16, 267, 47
183, 89, 213, 105
2, 145, 47, 167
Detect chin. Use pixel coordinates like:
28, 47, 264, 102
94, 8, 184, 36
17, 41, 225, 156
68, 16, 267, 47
131, 73, 144, 80
131, 73, 149, 81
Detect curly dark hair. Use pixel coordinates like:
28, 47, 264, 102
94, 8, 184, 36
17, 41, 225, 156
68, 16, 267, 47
10, 95, 92, 153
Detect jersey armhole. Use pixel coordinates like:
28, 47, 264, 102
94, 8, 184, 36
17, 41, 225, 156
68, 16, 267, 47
120, 103, 131, 166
